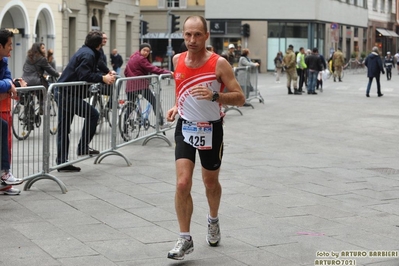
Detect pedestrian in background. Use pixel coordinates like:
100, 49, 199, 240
296, 47, 307, 93
383, 51, 393, 81
283, 44, 301, 95
316, 52, 327, 92
394, 50, 399, 74
21, 42, 60, 115
206, 44, 214, 53
274, 51, 283, 83
124, 43, 172, 128
166, 15, 245, 260
332, 47, 345, 82
305, 47, 323, 95
110, 48, 123, 75
364, 46, 384, 97
46, 49, 59, 83
237, 48, 259, 100
227, 43, 235, 66
56, 30, 116, 172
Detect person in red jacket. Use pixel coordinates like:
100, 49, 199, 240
124, 43, 172, 127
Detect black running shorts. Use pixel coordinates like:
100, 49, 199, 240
174, 118, 224, 171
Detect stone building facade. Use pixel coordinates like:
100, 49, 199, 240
0, 0, 141, 77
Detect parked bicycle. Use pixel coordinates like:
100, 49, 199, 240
89, 83, 113, 135
12, 90, 58, 140
119, 94, 154, 141
118, 83, 171, 142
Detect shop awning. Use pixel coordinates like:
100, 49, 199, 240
376, 28, 399, 37
386, 29, 399, 37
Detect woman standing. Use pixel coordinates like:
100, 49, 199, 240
274, 51, 283, 83
237, 48, 259, 99
22, 43, 59, 113
124, 43, 172, 126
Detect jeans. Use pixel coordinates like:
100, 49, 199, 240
366, 76, 381, 95
1, 118, 10, 170
307, 70, 319, 93
56, 91, 99, 164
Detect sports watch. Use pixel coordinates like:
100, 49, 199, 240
211, 91, 219, 102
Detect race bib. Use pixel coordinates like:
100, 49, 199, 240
182, 121, 213, 150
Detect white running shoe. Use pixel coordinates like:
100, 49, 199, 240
167, 237, 194, 260
1, 171, 23, 185
206, 219, 221, 247
0, 184, 21, 195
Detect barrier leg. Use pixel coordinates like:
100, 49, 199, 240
23, 173, 68, 194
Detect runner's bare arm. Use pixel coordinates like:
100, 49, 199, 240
215, 57, 245, 106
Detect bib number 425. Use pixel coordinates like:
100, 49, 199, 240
189, 135, 205, 147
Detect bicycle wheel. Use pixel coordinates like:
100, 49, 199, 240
12, 101, 32, 140
119, 102, 141, 141
90, 94, 104, 135
49, 93, 58, 135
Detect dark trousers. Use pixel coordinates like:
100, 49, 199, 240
56, 91, 99, 164
297, 68, 305, 90
386, 67, 392, 80
366, 76, 381, 95
1, 119, 10, 170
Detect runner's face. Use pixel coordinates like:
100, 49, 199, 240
183, 18, 209, 52
0, 37, 13, 58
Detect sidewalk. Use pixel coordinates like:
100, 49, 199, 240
1, 71, 399, 266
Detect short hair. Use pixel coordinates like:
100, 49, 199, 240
288, 44, 294, 49
0, 29, 13, 48
85, 30, 103, 49
183, 15, 208, 33
372, 46, 379, 53
312, 47, 318, 53
241, 48, 250, 57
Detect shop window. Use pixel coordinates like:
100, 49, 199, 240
158, 0, 187, 8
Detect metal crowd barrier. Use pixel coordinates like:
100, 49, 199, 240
10, 85, 67, 193
108, 74, 175, 166
8, 75, 176, 194
234, 66, 264, 109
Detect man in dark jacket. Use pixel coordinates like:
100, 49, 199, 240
364, 46, 384, 97
305, 47, 323, 95
110, 49, 123, 75
56, 30, 116, 172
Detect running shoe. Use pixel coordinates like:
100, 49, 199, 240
0, 185, 21, 195
167, 237, 194, 260
206, 219, 221, 247
1, 171, 23, 185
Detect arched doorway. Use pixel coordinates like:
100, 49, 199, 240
0, 4, 29, 78
34, 7, 56, 55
